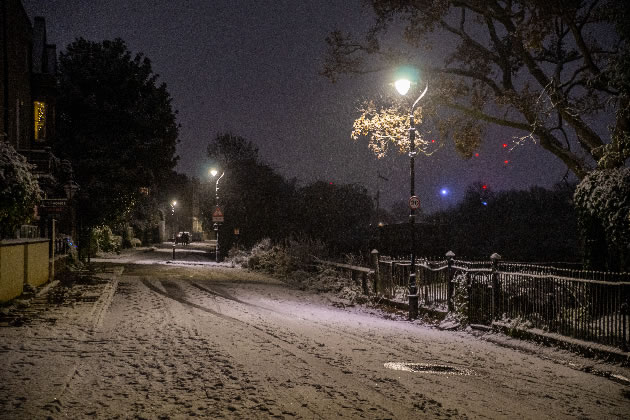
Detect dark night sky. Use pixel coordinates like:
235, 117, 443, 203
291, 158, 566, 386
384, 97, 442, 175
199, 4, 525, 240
22, 0, 576, 213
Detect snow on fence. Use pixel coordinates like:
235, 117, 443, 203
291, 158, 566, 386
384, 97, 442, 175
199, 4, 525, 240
375, 252, 630, 350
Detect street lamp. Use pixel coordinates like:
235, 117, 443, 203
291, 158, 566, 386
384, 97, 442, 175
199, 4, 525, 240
395, 75, 428, 320
170, 200, 177, 241
209, 168, 225, 261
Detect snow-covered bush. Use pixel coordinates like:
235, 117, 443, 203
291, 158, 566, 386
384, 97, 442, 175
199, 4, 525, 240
227, 247, 250, 267
0, 142, 42, 238
90, 226, 122, 254
450, 273, 470, 326
240, 238, 366, 304
246, 239, 292, 275
574, 168, 630, 270
245, 237, 326, 276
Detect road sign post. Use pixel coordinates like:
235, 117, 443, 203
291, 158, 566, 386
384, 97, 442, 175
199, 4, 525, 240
212, 207, 224, 261
212, 207, 224, 223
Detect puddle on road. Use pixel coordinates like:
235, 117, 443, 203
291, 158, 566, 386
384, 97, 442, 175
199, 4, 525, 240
384, 362, 474, 376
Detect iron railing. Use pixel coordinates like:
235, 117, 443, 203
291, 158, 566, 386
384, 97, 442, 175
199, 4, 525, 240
54, 237, 72, 256
377, 256, 629, 349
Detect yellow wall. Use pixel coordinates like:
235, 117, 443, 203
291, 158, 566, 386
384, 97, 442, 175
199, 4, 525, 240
0, 239, 50, 302
25, 241, 49, 287
0, 243, 25, 302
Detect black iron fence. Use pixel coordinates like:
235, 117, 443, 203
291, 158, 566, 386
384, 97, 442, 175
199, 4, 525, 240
492, 269, 630, 348
377, 259, 411, 298
422, 257, 629, 349
53, 237, 72, 256
325, 252, 630, 349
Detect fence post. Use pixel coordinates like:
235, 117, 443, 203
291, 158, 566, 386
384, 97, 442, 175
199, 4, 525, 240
446, 250, 455, 312
386, 262, 393, 298
466, 273, 472, 321
622, 301, 629, 351
50, 219, 56, 282
371, 249, 380, 295
361, 271, 369, 296
491, 253, 502, 321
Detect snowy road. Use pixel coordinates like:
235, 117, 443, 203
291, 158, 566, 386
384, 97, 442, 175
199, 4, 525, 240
1, 247, 629, 419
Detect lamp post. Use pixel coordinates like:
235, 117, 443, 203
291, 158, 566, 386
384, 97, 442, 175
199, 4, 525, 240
170, 200, 177, 241
395, 76, 428, 320
210, 169, 225, 261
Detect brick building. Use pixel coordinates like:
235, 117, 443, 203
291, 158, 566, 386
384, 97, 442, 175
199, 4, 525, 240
1, 0, 76, 239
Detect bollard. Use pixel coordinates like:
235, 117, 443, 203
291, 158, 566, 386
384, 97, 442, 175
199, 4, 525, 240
172, 244, 176, 260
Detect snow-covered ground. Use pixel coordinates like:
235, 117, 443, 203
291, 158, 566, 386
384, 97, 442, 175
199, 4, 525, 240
1, 246, 629, 419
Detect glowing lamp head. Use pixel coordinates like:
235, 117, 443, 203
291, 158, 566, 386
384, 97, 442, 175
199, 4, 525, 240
395, 79, 412, 95
171, 200, 177, 207
440, 188, 448, 196
210, 169, 218, 177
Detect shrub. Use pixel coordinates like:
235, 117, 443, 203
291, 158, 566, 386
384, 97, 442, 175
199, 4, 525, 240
228, 246, 250, 267
0, 142, 42, 238
244, 238, 315, 276
90, 226, 122, 254
451, 273, 470, 326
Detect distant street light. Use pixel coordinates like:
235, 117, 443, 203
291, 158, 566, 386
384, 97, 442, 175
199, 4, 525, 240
209, 168, 225, 261
395, 73, 428, 320
170, 200, 177, 241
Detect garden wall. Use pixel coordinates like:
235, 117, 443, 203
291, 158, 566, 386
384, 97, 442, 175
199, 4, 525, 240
0, 239, 49, 302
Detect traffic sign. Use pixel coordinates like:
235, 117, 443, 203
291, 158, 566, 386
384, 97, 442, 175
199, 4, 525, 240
212, 206, 224, 222
408, 196, 421, 210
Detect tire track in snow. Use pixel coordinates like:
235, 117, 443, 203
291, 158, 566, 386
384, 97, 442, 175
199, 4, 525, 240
187, 280, 630, 416
186, 280, 464, 417
142, 278, 428, 418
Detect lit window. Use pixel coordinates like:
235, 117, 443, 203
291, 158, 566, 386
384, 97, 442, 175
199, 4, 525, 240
34, 101, 46, 141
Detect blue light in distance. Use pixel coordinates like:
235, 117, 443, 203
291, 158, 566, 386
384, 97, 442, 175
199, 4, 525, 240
440, 188, 449, 196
